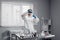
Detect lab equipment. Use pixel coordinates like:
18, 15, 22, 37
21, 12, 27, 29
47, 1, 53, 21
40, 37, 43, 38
41, 17, 55, 38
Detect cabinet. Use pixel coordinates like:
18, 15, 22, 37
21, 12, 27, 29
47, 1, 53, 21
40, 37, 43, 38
2, 30, 20, 40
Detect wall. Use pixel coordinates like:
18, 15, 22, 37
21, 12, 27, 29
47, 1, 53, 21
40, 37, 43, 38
51, 0, 60, 40
0, 0, 49, 40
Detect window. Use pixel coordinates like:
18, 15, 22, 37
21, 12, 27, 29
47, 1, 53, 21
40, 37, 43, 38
1, 2, 33, 27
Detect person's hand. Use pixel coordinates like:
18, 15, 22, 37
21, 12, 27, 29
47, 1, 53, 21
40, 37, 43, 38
33, 15, 36, 18
21, 13, 27, 17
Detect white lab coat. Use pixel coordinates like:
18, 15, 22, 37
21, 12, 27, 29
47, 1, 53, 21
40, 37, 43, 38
22, 13, 39, 33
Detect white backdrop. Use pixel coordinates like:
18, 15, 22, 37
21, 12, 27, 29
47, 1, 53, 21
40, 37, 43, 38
1, 2, 33, 27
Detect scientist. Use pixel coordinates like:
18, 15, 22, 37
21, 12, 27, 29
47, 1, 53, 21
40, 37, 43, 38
21, 9, 39, 34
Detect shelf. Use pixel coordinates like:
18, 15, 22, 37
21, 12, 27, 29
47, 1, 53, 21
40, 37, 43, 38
41, 34, 55, 39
